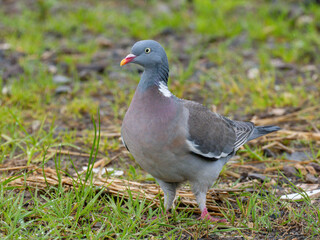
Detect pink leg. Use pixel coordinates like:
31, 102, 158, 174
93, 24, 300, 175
200, 207, 227, 223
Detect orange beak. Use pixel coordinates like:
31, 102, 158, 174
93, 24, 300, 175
120, 53, 136, 66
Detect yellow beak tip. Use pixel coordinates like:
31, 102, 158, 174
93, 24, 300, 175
120, 59, 127, 66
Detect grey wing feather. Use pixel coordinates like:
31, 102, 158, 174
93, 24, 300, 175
183, 100, 236, 160
232, 121, 255, 150
221, 116, 255, 150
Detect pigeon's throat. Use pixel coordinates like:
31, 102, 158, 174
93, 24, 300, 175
139, 64, 169, 91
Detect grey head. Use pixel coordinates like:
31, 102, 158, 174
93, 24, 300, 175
121, 40, 170, 87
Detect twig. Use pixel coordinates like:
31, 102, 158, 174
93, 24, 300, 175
223, 170, 241, 178
0, 166, 36, 172
307, 120, 320, 133
229, 164, 262, 172
264, 160, 313, 173
46, 149, 92, 157
98, 132, 121, 138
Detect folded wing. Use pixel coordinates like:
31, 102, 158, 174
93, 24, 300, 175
183, 100, 255, 160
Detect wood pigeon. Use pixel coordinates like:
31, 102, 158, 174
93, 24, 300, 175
120, 40, 280, 222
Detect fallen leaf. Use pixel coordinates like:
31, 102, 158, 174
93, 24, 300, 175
306, 174, 318, 184
296, 183, 319, 191
294, 163, 307, 176
305, 165, 317, 175
308, 163, 320, 172
283, 165, 297, 177
269, 108, 286, 116
0, 43, 11, 50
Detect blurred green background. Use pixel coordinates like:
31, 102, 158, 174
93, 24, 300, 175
1, 0, 319, 161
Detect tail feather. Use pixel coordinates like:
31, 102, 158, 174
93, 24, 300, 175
247, 125, 281, 142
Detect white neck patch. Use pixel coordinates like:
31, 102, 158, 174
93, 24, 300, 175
158, 82, 172, 98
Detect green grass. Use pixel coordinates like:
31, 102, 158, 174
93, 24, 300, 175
1, 0, 320, 238
0, 184, 215, 239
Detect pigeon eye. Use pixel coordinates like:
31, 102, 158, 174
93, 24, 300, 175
145, 48, 151, 54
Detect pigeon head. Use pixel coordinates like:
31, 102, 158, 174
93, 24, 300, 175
120, 40, 169, 69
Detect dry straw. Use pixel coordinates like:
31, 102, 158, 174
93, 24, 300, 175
2, 167, 244, 216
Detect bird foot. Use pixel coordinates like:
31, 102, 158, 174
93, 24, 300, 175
200, 208, 227, 223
